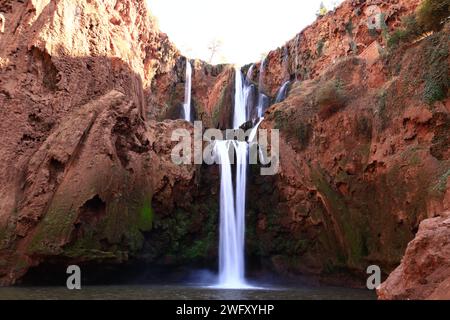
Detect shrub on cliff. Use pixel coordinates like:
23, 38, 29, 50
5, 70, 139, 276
387, 15, 424, 49
416, 0, 449, 32
273, 110, 313, 150
423, 33, 449, 104
315, 79, 347, 119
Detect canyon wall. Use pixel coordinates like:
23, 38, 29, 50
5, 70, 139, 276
0, 0, 448, 300
0, 0, 222, 285
248, 0, 422, 96
244, 0, 449, 298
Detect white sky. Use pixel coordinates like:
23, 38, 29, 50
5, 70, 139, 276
146, 0, 343, 65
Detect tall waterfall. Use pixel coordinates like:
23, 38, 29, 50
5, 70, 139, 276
215, 141, 248, 288
183, 60, 192, 122
215, 66, 252, 288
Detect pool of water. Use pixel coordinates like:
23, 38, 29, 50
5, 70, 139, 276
0, 284, 376, 300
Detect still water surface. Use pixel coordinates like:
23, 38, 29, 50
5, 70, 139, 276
0, 285, 376, 300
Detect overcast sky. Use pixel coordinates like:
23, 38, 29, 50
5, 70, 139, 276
146, 0, 343, 65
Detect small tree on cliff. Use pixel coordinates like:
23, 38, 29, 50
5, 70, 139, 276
207, 38, 223, 64
316, 2, 328, 17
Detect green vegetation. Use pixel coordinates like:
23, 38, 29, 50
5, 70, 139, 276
315, 79, 347, 119
387, 0, 449, 50
431, 168, 450, 194
139, 199, 154, 231
311, 167, 368, 266
317, 38, 325, 57
273, 110, 312, 150
387, 15, 423, 49
423, 33, 449, 104
316, 2, 328, 17
345, 19, 354, 36
416, 0, 449, 32
377, 89, 389, 130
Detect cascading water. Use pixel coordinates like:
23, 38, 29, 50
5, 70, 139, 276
244, 65, 257, 122
215, 66, 253, 289
257, 58, 269, 118
233, 67, 247, 129
183, 60, 192, 122
234, 141, 247, 275
248, 118, 264, 143
246, 64, 255, 80
275, 81, 291, 103
215, 140, 248, 288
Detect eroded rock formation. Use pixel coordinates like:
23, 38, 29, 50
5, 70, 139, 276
0, 0, 448, 300
377, 212, 450, 300
0, 0, 220, 285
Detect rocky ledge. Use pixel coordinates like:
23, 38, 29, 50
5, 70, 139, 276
378, 212, 450, 300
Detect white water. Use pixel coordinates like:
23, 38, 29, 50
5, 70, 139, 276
183, 60, 192, 122
215, 140, 248, 288
246, 64, 255, 81
257, 58, 267, 118
214, 66, 254, 289
248, 118, 264, 143
275, 81, 291, 103
233, 67, 247, 129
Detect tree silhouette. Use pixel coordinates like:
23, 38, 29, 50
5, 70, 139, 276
207, 38, 223, 64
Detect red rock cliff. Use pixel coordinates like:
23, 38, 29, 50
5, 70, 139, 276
0, 0, 448, 299
0, 0, 222, 285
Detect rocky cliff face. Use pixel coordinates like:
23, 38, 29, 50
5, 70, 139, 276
0, 0, 448, 299
249, 0, 422, 96
377, 211, 450, 300
248, 28, 449, 278
0, 0, 220, 285
240, 0, 449, 296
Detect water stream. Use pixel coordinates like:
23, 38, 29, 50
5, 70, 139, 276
215, 66, 254, 288
183, 59, 192, 122
233, 67, 247, 129
215, 141, 248, 288
275, 81, 291, 103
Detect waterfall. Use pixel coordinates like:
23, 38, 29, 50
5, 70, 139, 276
214, 66, 254, 289
275, 81, 291, 103
215, 140, 248, 288
257, 94, 269, 118
234, 141, 247, 277
183, 60, 192, 122
233, 67, 247, 129
244, 65, 257, 122
246, 64, 255, 81
248, 118, 264, 143
257, 58, 268, 118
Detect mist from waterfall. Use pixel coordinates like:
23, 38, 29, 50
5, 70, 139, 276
183, 60, 192, 122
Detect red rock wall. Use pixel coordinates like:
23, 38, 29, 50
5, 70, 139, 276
247, 23, 449, 286
0, 0, 219, 285
378, 212, 450, 300
0, 0, 448, 297
250, 0, 422, 97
